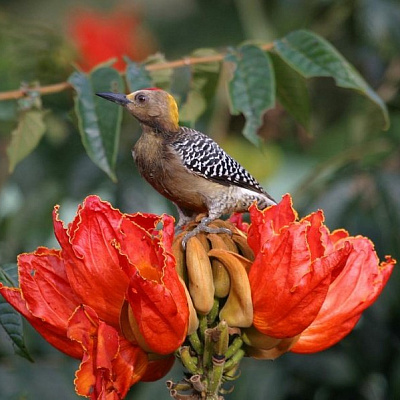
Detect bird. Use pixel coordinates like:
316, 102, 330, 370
96, 88, 276, 246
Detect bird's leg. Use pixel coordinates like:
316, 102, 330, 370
174, 205, 197, 233
181, 216, 232, 249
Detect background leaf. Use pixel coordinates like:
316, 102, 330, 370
273, 29, 389, 129
125, 59, 152, 92
226, 44, 275, 145
179, 48, 221, 126
0, 264, 33, 362
7, 110, 47, 173
143, 53, 173, 91
68, 66, 124, 182
270, 52, 311, 130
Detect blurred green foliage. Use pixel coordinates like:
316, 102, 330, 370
0, 0, 400, 399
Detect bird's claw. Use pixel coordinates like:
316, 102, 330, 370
181, 223, 232, 249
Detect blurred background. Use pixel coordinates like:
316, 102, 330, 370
0, 0, 400, 399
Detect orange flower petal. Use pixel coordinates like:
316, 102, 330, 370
158, 214, 176, 251
115, 216, 189, 354
329, 229, 349, 245
301, 210, 326, 261
53, 196, 129, 328
1, 248, 83, 358
125, 212, 168, 236
140, 355, 175, 382
18, 248, 81, 327
292, 238, 396, 353
250, 223, 352, 338
229, 213, 249, 233
68, 305, 147, 399
248, 194, 297, 254
125, 275, 189, 354
111, 338, 148, 393
0, 285, 82, 358
117, 214, 167, 281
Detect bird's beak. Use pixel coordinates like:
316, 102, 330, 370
96, 92, 131, 106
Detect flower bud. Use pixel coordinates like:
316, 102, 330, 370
172, 231, 187, 282
185, 236, 215, 315
208, 234, 231, 298
120, 300, 153, 353
232, 231, 255, 261
208, 249, 253, 327
242, 325, 281, 350
245, 335, 300, 360
178, 276, 199, 334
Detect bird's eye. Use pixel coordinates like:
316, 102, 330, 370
135, 93, 148, 103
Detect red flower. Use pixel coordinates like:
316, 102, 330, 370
0, 196, 189, 399
68, 7, 155, 72
115, 212, 189, 355
291, 237, 395, 353
229, 212, 249, 233
247, 194, 395, 352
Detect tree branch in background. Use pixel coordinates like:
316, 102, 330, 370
0, 43, 274, 101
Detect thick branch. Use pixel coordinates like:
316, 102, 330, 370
0, 43, 273, 101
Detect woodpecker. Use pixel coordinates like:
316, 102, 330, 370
96, 89, 276, 245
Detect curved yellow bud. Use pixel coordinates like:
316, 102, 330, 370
208, 234, 231, 298
178, 276, 199, 334
245, 335, 300, 360
120, 300, 153, 353
172, 231, 187, 282
208, 249, 253, 327
242, 325, 280, 350
186, 236, 215, 315
232, 232, 255, 261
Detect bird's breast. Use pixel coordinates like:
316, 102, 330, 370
133, 136, 206, 212
133, 134, 165, 183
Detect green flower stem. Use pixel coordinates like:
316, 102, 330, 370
189, 375, 207, 393
173, 318, 246, 398
223, 349, 245, 372
207, 298, 220, 324
189, 331, 203, 355
208, 355, 225, 397
203, 329, 213, 369
207, 321, 229, 398
180, 346, 202, 375
225, 336, 243, 359
166, 381, 192, 391
223, 364, 240, 381
199, 314, 208, 341
214, 321, 229, 356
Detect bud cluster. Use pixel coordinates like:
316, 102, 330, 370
169, 220, 298, 399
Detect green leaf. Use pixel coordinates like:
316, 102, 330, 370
179, 48, 221, 126
270, 52, 311, 130
226, 44, 275, 145
273, 29, 389, 129
0, 264, 34, 362
2, 263, 18, 285
7, 109, 47, 173
68, 67, 124, 182
143, 53, 173, 91
179, 91, 207, 126
125, 59, 152, 92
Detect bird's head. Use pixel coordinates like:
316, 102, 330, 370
96, 88, 180, 133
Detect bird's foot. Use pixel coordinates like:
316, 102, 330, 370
181, 217, 232, 249
175, 224, 184, 234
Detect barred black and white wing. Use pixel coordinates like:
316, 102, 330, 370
171, 127, 272, 198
